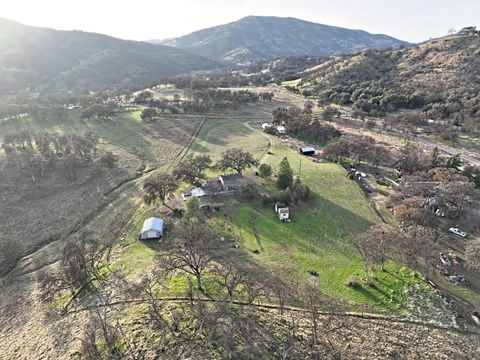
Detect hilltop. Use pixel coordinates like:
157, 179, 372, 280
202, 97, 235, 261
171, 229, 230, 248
300, 29, 480, 128
155, 16, 409, 63
0, 18, 219, 94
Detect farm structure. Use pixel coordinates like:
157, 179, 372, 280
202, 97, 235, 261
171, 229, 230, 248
275, 202, 291, 222
276, 126, 287, 135
139, 217, 165, 240
182, 174, 247, 201
299, 146, 316, 156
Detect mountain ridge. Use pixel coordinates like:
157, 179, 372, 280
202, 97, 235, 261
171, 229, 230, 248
0, 18, 220, 94
153, 16, 410, 63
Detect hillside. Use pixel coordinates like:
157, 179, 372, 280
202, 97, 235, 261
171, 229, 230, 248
156, 16, 409, 64
300, 29, 480, 128
0, 18, 219, 94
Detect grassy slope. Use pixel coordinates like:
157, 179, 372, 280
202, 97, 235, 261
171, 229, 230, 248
117, 114, 271, 277
121, 113, 428, 313
232, 135, 425, 311
0, 110, 201, 168
0, 108, 202, 276
3, 101, 432, 313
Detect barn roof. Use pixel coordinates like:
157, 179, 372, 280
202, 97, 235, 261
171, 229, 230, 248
300, 147, 316, 152
220, 173, 244, 181
142, 217, 164, 232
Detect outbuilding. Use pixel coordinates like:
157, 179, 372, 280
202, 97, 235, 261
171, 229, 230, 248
276, 126, 287, 135
139, 217, 165, 240
299, 146, 316, 156
275, 202, 290, 222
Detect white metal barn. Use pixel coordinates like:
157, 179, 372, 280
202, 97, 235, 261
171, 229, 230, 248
139, 217, 165, 240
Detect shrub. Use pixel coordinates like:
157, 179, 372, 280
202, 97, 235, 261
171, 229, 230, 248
346, 276, 361, 288
291, 178, 310, 202
258, 163, 273, 178
97, 151, 117, 168
264, 126, 277, 135
274, 189, 292, 204
240, 184, 259, 200
365, 277, 376, 287
261, 195, 273, 206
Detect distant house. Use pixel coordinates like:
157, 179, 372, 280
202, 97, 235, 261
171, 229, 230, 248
275, 202, 290, 222
276, 126, 287, 135
199, 178, 224, 194
219, 173, 246, 190
139, 217, 164, 240
299, 146, 316, 156
181, 187, 206, 201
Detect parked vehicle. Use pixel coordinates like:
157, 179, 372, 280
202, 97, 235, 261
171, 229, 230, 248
448, 227, 467, 238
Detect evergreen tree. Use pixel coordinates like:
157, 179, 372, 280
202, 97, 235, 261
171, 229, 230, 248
258, 163, 273, 178
446, 154, 461, 169
277, 157, 293, 190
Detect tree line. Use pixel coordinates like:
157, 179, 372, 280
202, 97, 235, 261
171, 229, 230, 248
137, 88, 274, 121
1, 130, 117, 179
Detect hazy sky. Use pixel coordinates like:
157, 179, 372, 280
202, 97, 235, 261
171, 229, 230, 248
1, 0, 479, 43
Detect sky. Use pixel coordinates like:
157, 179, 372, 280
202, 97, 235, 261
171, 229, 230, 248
1, 0, 479, 43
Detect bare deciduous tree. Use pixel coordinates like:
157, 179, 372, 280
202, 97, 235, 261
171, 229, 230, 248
352, 225, 397, 283
157, 221, 217, 292
465, 239, 480, 272
397, 225, 437, 269
40, 232, 115, 310
213, 260, 248, 303
393, 196, 435, 228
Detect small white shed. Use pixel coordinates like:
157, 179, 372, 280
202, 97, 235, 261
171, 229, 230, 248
139, 217, 165, 240
275, 202, 290, 222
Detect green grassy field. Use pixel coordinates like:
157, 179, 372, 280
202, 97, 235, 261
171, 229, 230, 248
228, 133, 426, 311
189, 115, 270, 161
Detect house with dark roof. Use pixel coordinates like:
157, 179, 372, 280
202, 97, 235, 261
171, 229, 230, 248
219, 173, 246, 190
